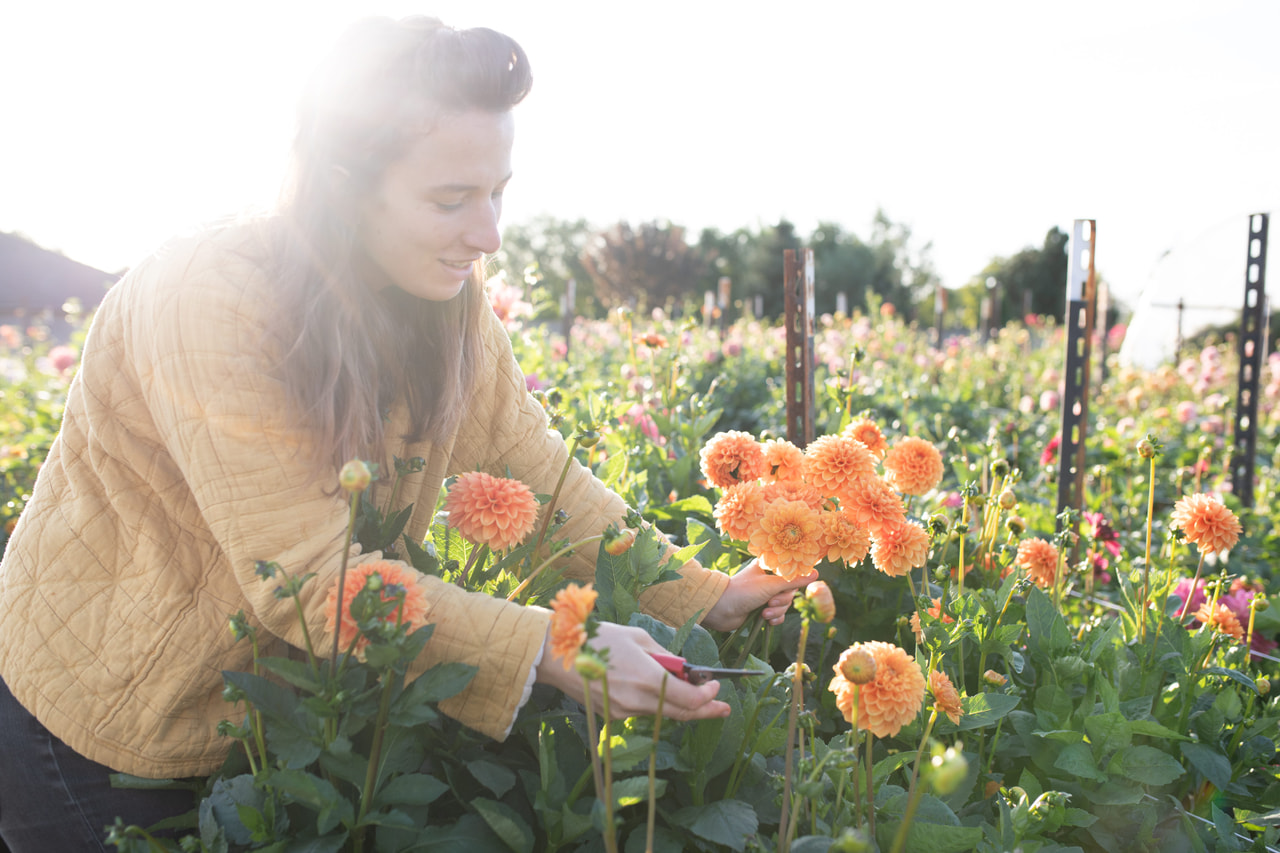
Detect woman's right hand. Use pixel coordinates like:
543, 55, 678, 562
534, 622, 731, 721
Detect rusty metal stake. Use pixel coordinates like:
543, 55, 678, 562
1232, 213, 1269, 507
1056, 220, 1097, 526
784, 249, 816, 448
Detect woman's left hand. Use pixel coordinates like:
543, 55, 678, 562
701, 559, 819, 632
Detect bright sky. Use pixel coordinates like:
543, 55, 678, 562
2, 0, 1277, 308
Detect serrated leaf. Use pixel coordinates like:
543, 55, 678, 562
468, 759, 517, 799
1108, 744, 1186, 786
612, 774, 666, 807
1202, 666, 1258, 694
257, 656, 322, 692
472, 797, 534, 853
670, 800, 758, 852
372, 773, 449, 809
1127, 719, 1191, 741
1181, 742, 1233, 791
1054, 742, 1107, 781
935, 692, 1021, 733
1083, 712, 1132, 758
222, 670, 301, 721
386, 662, 476, 726
874, 819, 984, 853
1026, 587, 1072, 662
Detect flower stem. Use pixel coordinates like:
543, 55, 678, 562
506, 534, 604, 602
731, 608, 767, 668
601, 675, 618, 853
353, 672, 396, 853
1178, 553, 1207, 621
330, 490, 360, 675
864, 730, 877, 841
1140, 454, 1156, 640
530, 438, 580, 562
777, 618, 810, 853
646, 675, 667, 853
906, 709, 938, 801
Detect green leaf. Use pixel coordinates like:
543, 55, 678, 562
1202, 666, 1257, 694
1025, 587, 1072, 663
935, 692, 1021, 733
222, 670, 301, 721
257, 656, 322, 692
612, 774, 666, 808
670, 800, 758, 852
467, 759, 517, 799
1180, 742, 1233, 791
372, 773, 449, 809
1127, 719, 1192, 741
874, 819, 984, 853
472, 797, 534, 853
1107, 745, 1186, 786
1054, 743, 1107, 782
1083, 712, 1132, 758
386, 662, 476, 727
265, 769, 354, 835
204, 775, 263, 847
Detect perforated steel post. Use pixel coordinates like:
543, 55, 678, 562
784, 249, 816, 448
1232, 213, 1269, 507
1056, 220, 1097, 524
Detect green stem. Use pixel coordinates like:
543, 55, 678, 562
889, 769, 927, 853
530, 438, 580, 561
731, 609, 767, 668
865, 730, 876, 841
1140, 455, 1156, 640
646, 676, 667, 853
353, 672, 396, 853
906, 709, 938, 801
506, 534, 605, 603
777, 618, 810, 853
330, 491, 361, 675
601, 676, 617, 853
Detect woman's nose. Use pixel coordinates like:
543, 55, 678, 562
464, 201, 502, 254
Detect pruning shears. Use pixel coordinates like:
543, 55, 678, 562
649, 653, 762, 686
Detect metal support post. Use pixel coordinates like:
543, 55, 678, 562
1232, 213, 1269, 507
784, 249, 816, 448
560, 278, 576, 357
1056, 220, 1097, 525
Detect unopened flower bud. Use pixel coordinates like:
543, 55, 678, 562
1252, 596, 1270, 612
934, 566, 950, 583
1006, 516, 1027, 536
577, 429, 600, 448
1257, 677, 1271, 697
830, 828, 872, 853
838, 647, 876, 684
928, 745, 969, 795
603, 526, 637, 556
339, 459, 372, 493
1137, 439, 1155, 459
804, 581, 836, 623
998, 489, 1017, 510
983, 669, 1008, 687
991, 459, 1010, 478
364, 572, 384, 592
574, 650, 607, 681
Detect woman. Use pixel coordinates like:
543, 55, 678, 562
0, 17, 811, 850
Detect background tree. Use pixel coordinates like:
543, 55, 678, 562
958, 227, 1070, 327
496, 215, 597, 317
580, 220, 709, 312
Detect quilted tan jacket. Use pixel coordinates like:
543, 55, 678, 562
0, 221, 728, 778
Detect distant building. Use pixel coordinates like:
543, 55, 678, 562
0, 232, 119, 340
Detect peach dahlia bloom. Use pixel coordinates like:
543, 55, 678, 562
1015, 538, 1059, 589
1171, 493, 1242, 554
830, 641, 925, 738
762, 438, 806, 486
549, 583, 598, 669
910, 597, 955, 641
1195, 601, 1244, 642
700, 431, 767, 489
842, 418, 889, 458
803, 434, 877, 499
747, 498, 825, 581
714, 481, 767, 541
870, 520, 931, 578
841, 477, 907, 538
444, 471, 539, 552
929, 669, 964, 725
325, 560, 429, 653
882, 437, 945, 496
820, 507, 872, 566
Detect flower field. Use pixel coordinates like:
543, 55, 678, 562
5, 303, 1280, 852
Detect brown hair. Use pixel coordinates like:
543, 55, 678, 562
267, 17, 532, 468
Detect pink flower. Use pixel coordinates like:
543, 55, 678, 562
47, 345, 77, 374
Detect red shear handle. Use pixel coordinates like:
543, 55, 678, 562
649, 652, 689, 681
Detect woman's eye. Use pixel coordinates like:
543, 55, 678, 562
433, 200, 464, 212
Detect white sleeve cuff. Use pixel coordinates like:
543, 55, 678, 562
500, 619, 548, 740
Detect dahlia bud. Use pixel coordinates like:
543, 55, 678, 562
991, 459, 1010, 478
1257, 677, 1271, 697
933, 566, 951, 583
1006, 516, 1027, 536
364, 571, 384, 592
1137, 439, 1155, 459
804, 581, 836, 624
838, 647, 876, 684
928, 745, 969, 795
603, 526, 637, 556
830, 828, 872, 853
998, 489, 1017, 510
574, 650, 607, 681
983, 669, 1008, 687
1252, 596, 1270, 613
577, 429, 600, 448
339, 459, 373, 493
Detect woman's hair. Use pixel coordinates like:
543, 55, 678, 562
267, 17, 532, 469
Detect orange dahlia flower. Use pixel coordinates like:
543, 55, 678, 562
882, 437, 945, 496
1014, 538, 1059, 589
870, 520, 930, 578
910, 597, 955, 641
820, 507, 872, 566
762, 438, 806, 486
762, 481, 827, 512
747, 498, 825, 581
929, 669, 963, 725
700, 431, 767, 489
549, 582, 598, 669
325, 560, 430, 653
1195, 601, 1244, 642
830, 641, 925, 738
842, 418, 889, 458
444, 471, 539, 552
841, 477, 907, 538
803, 434, 877, 499
714, 481, 767, 541
1171, 493, 1242, 554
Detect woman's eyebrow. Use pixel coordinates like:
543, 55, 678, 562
428, 172, 514, 193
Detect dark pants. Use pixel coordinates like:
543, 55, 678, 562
0, 674, 195, 852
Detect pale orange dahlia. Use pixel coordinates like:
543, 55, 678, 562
714, 481, 767, 541
803, 434, 877, 498
1015, 538, 1059, 589
841, 477, 907, 538
929, 669, 964, 725
747, 498, 825, 581
444, 471, 539, 552
829, 641, 925, 738
762, 481, 827, 512
1195, 602, 1244, 642
1171, 493, 1242, 554
882, 437, 945, 496
325, 560, 429, 653
700, 431, 767, 489
910, 597, 955, 641
762, 438, 806, 486
820, 507, 872, 565
870, 520, 930, 578
549, 582, 598, 669
842, 418, 889, 458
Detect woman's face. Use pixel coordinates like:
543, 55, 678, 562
356, 109, 514, 301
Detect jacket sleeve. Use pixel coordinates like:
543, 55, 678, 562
132, 249, 550, 741
450, 308, 730, 628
